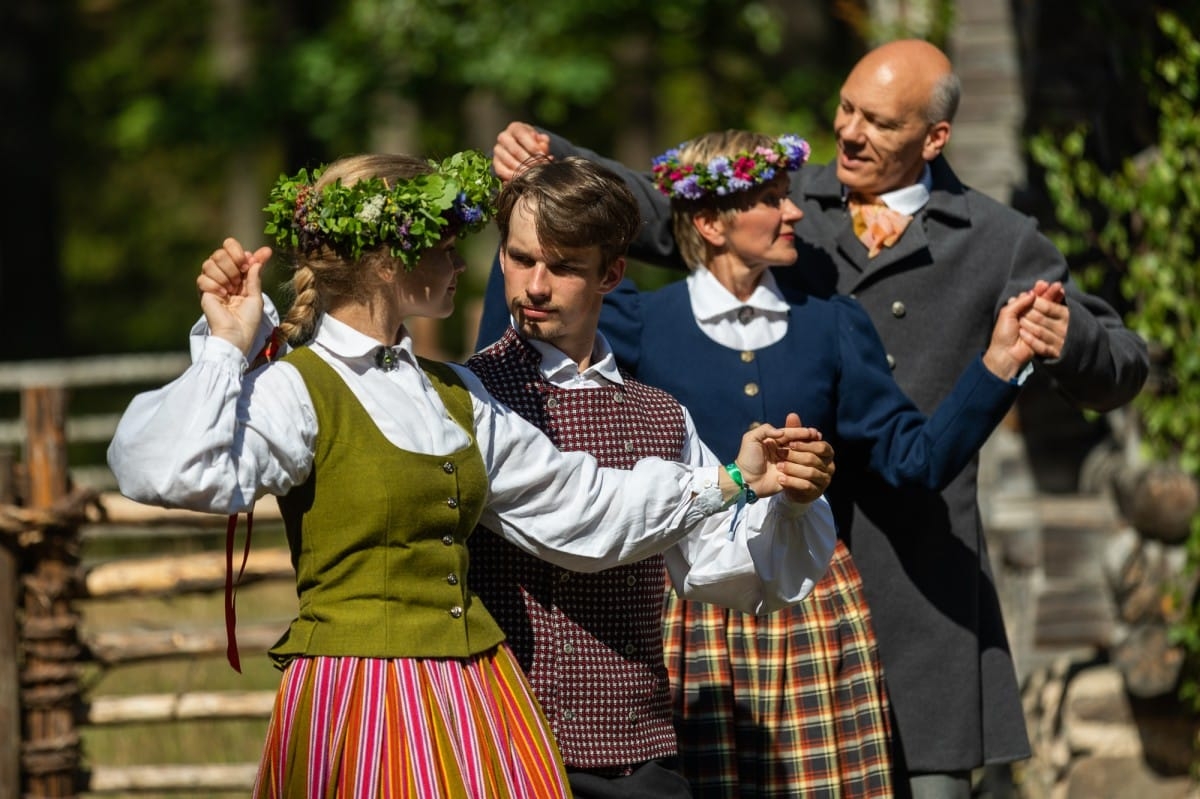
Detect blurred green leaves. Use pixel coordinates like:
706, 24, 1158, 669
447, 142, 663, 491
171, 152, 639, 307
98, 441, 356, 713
54, 0, 857, 352
1031, 9, 1200, 722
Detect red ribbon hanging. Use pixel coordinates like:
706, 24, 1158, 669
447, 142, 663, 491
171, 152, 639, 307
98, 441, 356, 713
224, 510, 253, 672
224, 326, 286, 673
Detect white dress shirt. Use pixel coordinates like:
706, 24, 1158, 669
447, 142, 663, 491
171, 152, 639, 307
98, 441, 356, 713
687, 267, 793, 350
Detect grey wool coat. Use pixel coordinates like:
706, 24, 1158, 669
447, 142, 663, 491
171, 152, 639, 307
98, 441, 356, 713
535, 135, 1150, 774
781, 157, 1148, 773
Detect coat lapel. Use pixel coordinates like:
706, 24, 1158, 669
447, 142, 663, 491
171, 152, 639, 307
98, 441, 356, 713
810, 156, 973, 291
803, 166, 874, 279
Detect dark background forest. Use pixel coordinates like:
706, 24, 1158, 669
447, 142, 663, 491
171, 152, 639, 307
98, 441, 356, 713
0, 0, 1195, 363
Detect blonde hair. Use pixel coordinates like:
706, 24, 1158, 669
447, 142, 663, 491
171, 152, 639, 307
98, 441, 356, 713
669, 130, 781, 270
278, 154, 433, 345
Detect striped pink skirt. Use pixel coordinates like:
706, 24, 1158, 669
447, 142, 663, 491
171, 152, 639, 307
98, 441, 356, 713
252, 646, 572, 798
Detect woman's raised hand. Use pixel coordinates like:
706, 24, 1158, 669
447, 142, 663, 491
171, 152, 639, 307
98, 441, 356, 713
197, 237, 271, 356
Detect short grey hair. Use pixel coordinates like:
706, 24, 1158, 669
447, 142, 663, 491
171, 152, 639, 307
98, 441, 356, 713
927, 72, 961, 124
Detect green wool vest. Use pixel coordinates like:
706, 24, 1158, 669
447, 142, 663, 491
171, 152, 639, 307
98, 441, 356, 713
270, 347, 505, 665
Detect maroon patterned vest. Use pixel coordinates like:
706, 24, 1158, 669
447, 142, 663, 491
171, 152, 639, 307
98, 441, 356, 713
466, 328, 689, 770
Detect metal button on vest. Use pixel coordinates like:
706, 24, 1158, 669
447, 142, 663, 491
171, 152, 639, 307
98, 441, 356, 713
446, 573, 459, 585
886, 354, 896, 370
441, 535, 454, 546
624, 643, 636, 655
613, 392, 625, 404
624, 441, 634, 453
559, 571, 571, 583
740, 350, 755, 363
446, 497, 458, 509
449, 605, 463, 619
744, 382, 760, 397
442, 461, 455, 474
562, 709, 575, 721
627, 710, 638, 722
625, 575, 637, 587
546, 396, 559, 409
562, 642, 575, 654
892, 300, 906, 318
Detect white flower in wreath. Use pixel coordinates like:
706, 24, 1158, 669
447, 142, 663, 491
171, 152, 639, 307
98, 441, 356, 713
356, 194, 386, 224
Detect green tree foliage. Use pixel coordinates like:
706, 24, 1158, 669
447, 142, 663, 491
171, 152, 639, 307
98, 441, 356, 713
52, 0, 858, 355
1029, 8, 1200, 718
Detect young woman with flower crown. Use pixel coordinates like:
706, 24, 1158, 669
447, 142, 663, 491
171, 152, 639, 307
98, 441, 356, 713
478, 129, 1067, 798
106, 149, 832, 798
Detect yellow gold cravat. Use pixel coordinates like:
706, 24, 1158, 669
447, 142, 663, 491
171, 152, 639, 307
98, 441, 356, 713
848, 197, 913, 258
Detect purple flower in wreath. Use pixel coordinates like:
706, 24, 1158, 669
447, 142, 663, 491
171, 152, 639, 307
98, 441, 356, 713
673, 175, 704, 200
454, 191, 485, 225
727, 177, 753, 193
396, 218, 413, 250
706, 156, 733, 182
652, 147, 682, 168
778, 134, 811, 167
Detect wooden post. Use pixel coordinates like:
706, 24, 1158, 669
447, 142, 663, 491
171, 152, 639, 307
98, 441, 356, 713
0, 448, 21, 799
20, 386, 81, 798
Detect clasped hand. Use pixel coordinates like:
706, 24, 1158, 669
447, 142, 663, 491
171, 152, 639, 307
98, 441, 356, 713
983, 280, 1069, 380
733, 412, 835, 504
196, 237, 272, 357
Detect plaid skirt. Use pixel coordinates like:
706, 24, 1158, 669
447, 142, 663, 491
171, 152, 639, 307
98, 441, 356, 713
663, 540, 894, 798
252, 646, 572, 798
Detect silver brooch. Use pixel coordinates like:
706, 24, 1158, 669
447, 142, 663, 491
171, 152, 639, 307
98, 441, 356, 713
374, 346, 401, 371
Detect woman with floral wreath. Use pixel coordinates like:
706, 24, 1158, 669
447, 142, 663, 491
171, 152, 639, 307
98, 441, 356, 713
626, 131, 1067, 798
106, 150, 835, 798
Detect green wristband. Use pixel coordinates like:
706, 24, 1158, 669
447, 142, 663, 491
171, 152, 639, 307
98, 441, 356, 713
723, 462, 758, 504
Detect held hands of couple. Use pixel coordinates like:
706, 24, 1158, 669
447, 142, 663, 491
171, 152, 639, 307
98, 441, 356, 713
728, 413, 835, 505
982, 280, 1068, 382
1024, 279, 1069, 353
196, 237, 272, 358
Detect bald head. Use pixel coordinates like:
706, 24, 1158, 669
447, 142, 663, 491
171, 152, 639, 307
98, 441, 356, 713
833, 39, 958, 197
851, 39, 959, 124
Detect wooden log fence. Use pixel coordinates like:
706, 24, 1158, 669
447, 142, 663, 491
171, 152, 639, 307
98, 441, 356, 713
1, 354, 297, 797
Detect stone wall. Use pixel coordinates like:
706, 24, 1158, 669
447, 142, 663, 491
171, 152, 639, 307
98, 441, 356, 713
980, 424, 1199, 798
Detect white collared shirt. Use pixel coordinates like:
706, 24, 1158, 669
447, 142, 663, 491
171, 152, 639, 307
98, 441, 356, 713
688, 267, 792, 350
525, 334, 625, 389
844, 163, 933, 216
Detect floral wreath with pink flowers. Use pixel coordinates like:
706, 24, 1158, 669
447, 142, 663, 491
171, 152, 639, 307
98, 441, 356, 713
651, 134, 811, 201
